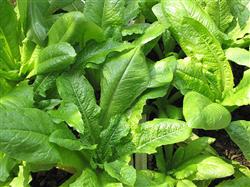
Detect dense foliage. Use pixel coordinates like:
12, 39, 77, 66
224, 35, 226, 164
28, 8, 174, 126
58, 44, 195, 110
0, 0, 250, 186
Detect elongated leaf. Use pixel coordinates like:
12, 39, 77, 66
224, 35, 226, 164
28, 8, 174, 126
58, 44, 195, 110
84, 0, 125, 29
183, 91, 231, 130
57, 70, 100, 141
216, 176, 250, 187
9, 165, 31, 187
49, 130, 96, 151
148, 56, 177, 88
226, 120, 250, 160
0, 0, 20, 60
172, 137, 215, 168
161, 0, 228, 42
77, 39, 133, 67
48, 11, 104, 45
225, 48, 250, 67
70, 169, 99, 187
48, 103, 84, 134
171, 18, 234, 100
100, 48, 149, 126
104, 160, 136, 186
135, 118, 191, 154
28, 0, 49, 46
0, 81, 33, 108
97, 117, 130, 161
222, 69, 250, 106
29, 42, 76, 77
0, 107, 60, 164
0, 153, 17, 182
201, 0, 233, 32
173, 156, 234, 180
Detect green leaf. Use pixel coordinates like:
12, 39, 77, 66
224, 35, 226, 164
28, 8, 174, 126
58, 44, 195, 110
100, 48, 149, 127
0, 81, 33, 108
177, 180, 197, 187
226, 120, 250, 160
84, 0, 125, 31
70, 169, 99, 187
48, 103, 84, 134
28, 0, 49, 46
0, 30, 17, 71
49, 129, 96, 151
9, 165, 31, 187
122, 23, 150, 37
57, 70, 101, 141
133, 22, 165, 47
0, 0, 20, 60
161, 0, 228, 43
48, 11, 104, 45
135, 170, 176, 187
97, 117, 130, 162
0, 153, 18, 182
222, 69, 250, 106
29, 42, 76, 77
172, 17, 234, 100
33, 73, 58, 99
135, 118, 191, 154
172, 137, 215, 168
225, 48, 250, 67
216, 176, 250, 187
77, 39, 134, 67
201, 0, 233, 32
0, 107, 60, 164
183, 91, 231, 130
173, 155, 234, 180
104, 160, 136, 186
148, 56, 177, 88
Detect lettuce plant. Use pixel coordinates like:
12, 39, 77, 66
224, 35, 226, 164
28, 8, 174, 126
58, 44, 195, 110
0, 0, 250, 186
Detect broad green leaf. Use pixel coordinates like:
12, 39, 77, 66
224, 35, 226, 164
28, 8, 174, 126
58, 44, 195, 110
0, 79, 14, 97
148, 56, 177, 88
77, 39, 134, 67
9, 165, 31, 187
49, 130, 96, 151
216, 176, 250, 187
171, 17, 234, 100
28, 0, 49, 46
70, 169, 99, 187
122, 23, 150, 37
48, 103, 84, 134
133, 22, 165, 47
225, 48, 250, 67
183, 91, 231, 130
84, 0, 125, 30
226, 120, 250, 160
57, 70, 101, 141
0, 30, 17, 72
29, 42, 76, 77
48, 11, 104, 45
104, 160, 136, 186
97, 117, 130, 162
135, 170, 176, 187
222, 69, 250, 106
100, 48, 149, 127
200, 0, 233, 32
173, 156, 234, 180
33, 73, 58, 99
152, 3, 169, 27
172, 137, 215, 168
135, 118, 191, 154
0, 107, 60, 164
0, 81, 33, 108
0, 0, 20, 60
177, 180, 197, 187
161, 0, 228, 43
16, 0, 28, 33
0, 153, 17, 182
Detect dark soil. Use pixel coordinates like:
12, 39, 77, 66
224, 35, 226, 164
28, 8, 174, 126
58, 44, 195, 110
30, 168, 72, 187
